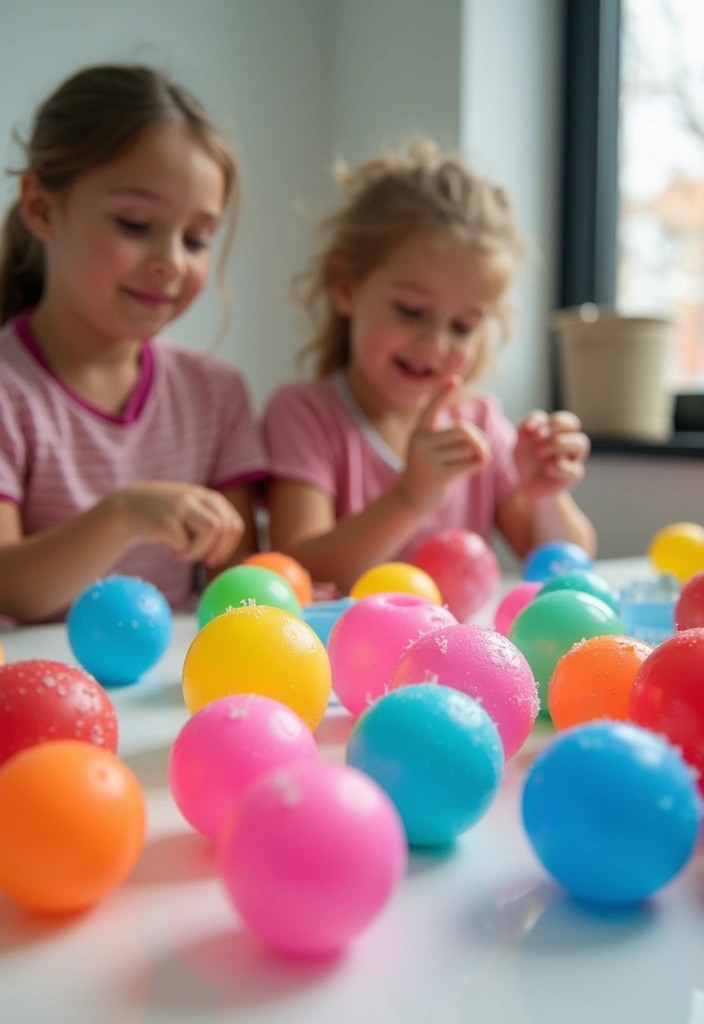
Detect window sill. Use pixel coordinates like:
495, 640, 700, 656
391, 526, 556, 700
590, 432, 704, 459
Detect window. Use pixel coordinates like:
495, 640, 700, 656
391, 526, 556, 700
560, 0, 704, 440
618, 0, 704, 391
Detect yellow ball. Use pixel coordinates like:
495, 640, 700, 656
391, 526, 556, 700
182, 605, 331, 731
648, 522, 704, 584
350, 561, 442, 604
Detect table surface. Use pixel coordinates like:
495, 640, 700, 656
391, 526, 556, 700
2, 557, 704, 1024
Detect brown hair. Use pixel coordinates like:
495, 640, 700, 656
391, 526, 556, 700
295, 139, 526, 380
0, 64, 239, 326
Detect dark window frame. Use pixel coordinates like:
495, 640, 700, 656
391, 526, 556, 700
557, 0, 704, 450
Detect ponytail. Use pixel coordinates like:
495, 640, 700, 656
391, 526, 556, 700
0, 201, 44, 325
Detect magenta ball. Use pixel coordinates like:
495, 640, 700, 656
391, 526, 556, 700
493, 582, 543, 636
327, 593, 457, 717
168, 694, 318, 839
218, 760, 407, 956
389, 624, 539, 760
411, 529, 500, 622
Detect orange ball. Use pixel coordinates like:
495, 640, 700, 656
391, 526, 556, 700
0, 640, 4, 665
548, 634, 652, 730
243, 552, 313, 605
0, 740, 145, 913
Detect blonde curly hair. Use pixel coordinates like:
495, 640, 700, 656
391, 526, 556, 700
295, 139, 526, 380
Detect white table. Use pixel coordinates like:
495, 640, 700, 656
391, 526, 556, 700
2, 558, 703, 1024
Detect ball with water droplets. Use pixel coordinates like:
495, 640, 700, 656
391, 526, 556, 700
0, 740, 145, 912
327, 593, 457, 716
493, 582, 542, 636
67, 576, 172, 686
198, 564, 301, 629
389, 624, 539, 760
182, 605, 331, 731
168, 694, 318, 839
218, 760, 407, 956
522, 541, 593, 583
509, 590, 625, 714
648, 522, 704, 584
0, 659, 118, 768
243, 552, 313, 606
630, 628, 704, 793
522, 721, 700, 904
347, 685, 504, 846
675, 571, 704, 631
411, 529, 500, 621
350, 562, 442, 603
548, 635, 652, 730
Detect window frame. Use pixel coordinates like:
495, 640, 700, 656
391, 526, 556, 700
557, 0, 704, 448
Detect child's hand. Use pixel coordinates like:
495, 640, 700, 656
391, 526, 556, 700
113, 481, 245, 568
398, 377, 492, 514
515, 410, 590, 500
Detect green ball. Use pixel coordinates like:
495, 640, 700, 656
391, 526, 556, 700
539, 570, 619, 613
508, 590, 625, 716
197, 564, 301, 629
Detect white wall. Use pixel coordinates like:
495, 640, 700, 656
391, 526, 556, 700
330, 0, 462, 160
575, 456, 703, 558
461, 0, 562, 424
0, 0, 331, 406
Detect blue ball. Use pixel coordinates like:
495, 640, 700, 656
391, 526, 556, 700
522, 541, 593, 583
302, 597, 355, 646
346, 684, 504, 847
67, 575, 173, 686
522, 721, 701, 905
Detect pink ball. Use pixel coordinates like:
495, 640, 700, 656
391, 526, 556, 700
168, 694, 318, 839
389, 624, 539, 760
218, 760, 407, 956
675, 571, 704, 631
327, 593, 457, 717
493, 582, 543, 636
411, 529, 500, 622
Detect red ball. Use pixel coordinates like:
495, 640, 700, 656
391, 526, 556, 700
411, 529, 500, 622
630, 629, 704, 792
0, 659, 118, 768
675, 571, 704, 631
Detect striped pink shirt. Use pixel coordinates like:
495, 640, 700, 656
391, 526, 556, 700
0, 313, 267, 613
263, 373, 521, 561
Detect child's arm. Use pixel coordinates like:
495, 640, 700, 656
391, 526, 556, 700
0, 481, 245, 623
269, 381, 492, 593
496, 410, 597, 558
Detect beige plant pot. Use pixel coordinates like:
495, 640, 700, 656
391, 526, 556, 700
552, 306, 675, 442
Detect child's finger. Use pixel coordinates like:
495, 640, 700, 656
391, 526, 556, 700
160, 517, 193, 556
543, 457, 586, 485
519, 409, 551, 440
180, 504, 221, 561
204, 506, 245, 567
417, 375, 461, 431
537, 433, 590, 461
548, 410, 583, 433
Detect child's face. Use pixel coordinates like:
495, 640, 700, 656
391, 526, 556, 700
335, 232, 508, 415
34, 120, 225, 342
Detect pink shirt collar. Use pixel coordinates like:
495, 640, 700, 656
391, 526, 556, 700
14, 310, 155, 425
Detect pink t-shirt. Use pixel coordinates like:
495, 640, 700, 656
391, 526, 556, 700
0, 313, 267, 613
263, 372, 521, 560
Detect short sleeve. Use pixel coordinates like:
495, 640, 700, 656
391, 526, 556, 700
262, 384, 338, 498
209, 364, 268, 489
0, 386, 26, 504
484, 396, 521, 503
